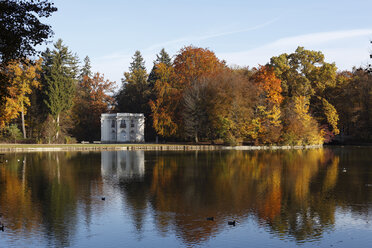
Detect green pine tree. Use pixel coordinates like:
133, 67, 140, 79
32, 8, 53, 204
43, 39, 79, 141
80, 56, 92, 80
116, 50, 149, 112
148, 48, 172, 87
129, 50, 146, 72
116, 51, 155, 140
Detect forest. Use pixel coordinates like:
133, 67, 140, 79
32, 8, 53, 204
1, 0, 371, 145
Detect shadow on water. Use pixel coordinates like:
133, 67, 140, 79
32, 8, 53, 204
0, 147, 371, 247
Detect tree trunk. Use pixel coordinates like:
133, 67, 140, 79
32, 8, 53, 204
56, 113, 60, 140
21, 106, 26, 139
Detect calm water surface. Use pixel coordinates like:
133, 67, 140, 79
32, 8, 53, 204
0, 147, 371, 247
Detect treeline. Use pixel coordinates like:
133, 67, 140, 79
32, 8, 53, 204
115, 46, 372, 145
0, 0, 371, 145
1, 43, 371, 145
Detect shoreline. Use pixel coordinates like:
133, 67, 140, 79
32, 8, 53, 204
0, 143, 323, 152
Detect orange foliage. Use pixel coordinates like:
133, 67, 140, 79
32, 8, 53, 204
252, 65, 283, 105
149, 63, 179, 137
250, 65, 284, 144
173, 46, 225, 87
80, 73, 115, 113
73, 72, 115, 140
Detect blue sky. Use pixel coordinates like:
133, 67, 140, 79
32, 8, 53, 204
42, 0, 372, 85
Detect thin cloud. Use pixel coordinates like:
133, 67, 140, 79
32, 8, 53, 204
144, 18, 279, 52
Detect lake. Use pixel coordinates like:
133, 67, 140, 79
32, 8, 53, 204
0, 147, 371, 247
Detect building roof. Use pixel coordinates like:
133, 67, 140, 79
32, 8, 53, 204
101, 113, 144, 118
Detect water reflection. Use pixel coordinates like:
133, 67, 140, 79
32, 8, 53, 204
0, 148, 371, 247
143, 150, 340, 244
101, 151, 145, 181
0, 152, 103, 247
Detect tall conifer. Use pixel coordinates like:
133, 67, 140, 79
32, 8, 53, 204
43, 39, 78, 140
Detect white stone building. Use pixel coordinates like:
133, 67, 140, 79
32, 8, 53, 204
101, 113, 145, 143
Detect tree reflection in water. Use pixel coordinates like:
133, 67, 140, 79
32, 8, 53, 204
0, 148, 372, 247
140, 149, 340, 244
0, 152, 103, 247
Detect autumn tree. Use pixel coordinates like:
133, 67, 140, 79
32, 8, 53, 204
270, 47, 339, 139
329, 69, 372, 141
282, 96, 324, 145
148, 48, 172, 90
0, 58, 42, 138
251, 65, 283, 144
206, 70, 258, 144
149, 63, 179, 137
73, 72, 115, 141
42, 39, 79, 141
173, 46, 225, 87
182, 78, 211, 142
146, 49, 172, 140
171, 46, 226, 138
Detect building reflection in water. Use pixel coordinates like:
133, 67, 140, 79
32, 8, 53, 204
101, 151, 145, 181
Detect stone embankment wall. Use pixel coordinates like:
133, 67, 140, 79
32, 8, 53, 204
0, 144, 322, 152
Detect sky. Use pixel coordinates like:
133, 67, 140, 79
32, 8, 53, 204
41, 0, 372, 85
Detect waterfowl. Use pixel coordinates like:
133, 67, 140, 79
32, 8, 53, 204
342, 168, 347, 173
101, 197, 106, 201
206, 217, 214, 221
0, 222, 4, 232
228, 221, 236, 226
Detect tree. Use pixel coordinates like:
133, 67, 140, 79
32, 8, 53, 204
0, 58, 42, 138
73, 72, 115, 141
147, 49, 172, 140
129, 50, 146, 72
282, 96, 324, 145
116, 51, 153, 139
116, 51, 149, 113
208, 70, 258, 145
329, 69, 372, 141
80, 56, 92, 80
168, 46, 226, 138
149, 63, 179, 137
270, 47, 339, 137
0, 0, 57, 63
6, 124, 22, 143
43, 39, 79, 141
148, 48, 172, 92
182, 79, 211, 142
251, 65, 283, 144
173, 46, 225, 87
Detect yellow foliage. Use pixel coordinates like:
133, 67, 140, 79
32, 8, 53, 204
0, 58, 42, 128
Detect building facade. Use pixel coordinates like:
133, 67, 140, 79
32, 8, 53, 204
101, 113, 145, 143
